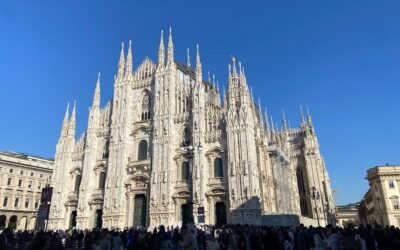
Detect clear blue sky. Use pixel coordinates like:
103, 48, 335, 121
1, 1, 399, 205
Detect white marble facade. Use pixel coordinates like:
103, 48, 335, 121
48, 29, 335, 230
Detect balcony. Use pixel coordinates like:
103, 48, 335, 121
127, 157, 151, 175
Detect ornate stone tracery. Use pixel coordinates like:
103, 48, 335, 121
48, 33, 335, 229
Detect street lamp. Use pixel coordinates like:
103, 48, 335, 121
180, 143, 202, 226
311, 187, 320, 227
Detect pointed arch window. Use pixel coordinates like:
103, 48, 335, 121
214, 158, 223, 177
141, 92, 151, 121
138, 140, 148, 161
102, 141, 109, 159
181, 162, 190, 181
182, 128, 191, 146
75, 175, 82, 192
99, 172, 106, 189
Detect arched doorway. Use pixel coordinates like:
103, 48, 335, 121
70, 211, 77, 229
0, 215, 6, 229
17, 216, 27, 230
94, 209, 103, 229
27, 217, 36, 230
133, 194, 147, 226
215, 202, 227, 225
9, 215, 17, 229
181, 203, 191, 225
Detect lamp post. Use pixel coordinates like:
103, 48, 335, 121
311, 187, 320, 227
180, 143, 202, 226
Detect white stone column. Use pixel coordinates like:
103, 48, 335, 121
127, 195, 133, 227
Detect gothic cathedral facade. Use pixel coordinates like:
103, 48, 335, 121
48, 29, 335, 229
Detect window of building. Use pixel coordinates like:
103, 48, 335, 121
28, 181, 32, 189
31, 172, 34, 177
9, 169, 13, 173
18, 179, 22, 187
40, 174, 43, 178
214, 158, 223, 177
182, 128, 191, 146
181, 162, 190, 181
389, 180, 395, 189
25, 199, 30, 208
7, 178, 12, 186
14, 198, 19, 208
141, 92, 151, 121
99, 172, 106, 189
138, 140, 148, 161
74, 175, 81, 192
390, 199, 400, 210
37, 182, 42, 190
102, 141, 109, 159
34, 200, 39, 209
3, 197, 8, 207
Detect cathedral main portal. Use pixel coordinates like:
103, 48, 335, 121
133, 194, 147, 226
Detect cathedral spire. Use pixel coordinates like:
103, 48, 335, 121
258, 98, 264, 130
306, 105, 313, 127
70, 101, 76, 124
232, 56, 238, 78
60, 102, 70, 137
300, 106, 306, 128
270, 115, 276, 143
63, 102, 70, 124
306, 105, 315, 134
186, 48, 190, 68
117, 42, 125, 78
195, 44, 202, 82
265, 107, 270, 139
212, 74, 216, 89
68, 101, 76, 138
282, 109, 287, 131
158, 30, 165, 65
125, 40, 133, 76
167, 27, 174, 64
92, 72, 101, 108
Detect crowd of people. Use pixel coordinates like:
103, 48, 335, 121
1, 223, 400, 250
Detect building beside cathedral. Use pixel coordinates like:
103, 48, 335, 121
48, 29, 335, 230
0, 151, 53, 230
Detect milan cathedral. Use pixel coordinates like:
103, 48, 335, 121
48, 28, 335, 230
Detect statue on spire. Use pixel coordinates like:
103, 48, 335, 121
300, 106, 306, 128
117, 42, 125, 78
195, 44, 202, 82
125, 40, 133, 76
167, 27, 174, 63
158, 30, 165, 66
92, 72, 101, 108
282, 109, 287, 131
186, 48, 190, 68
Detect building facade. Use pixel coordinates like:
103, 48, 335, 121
365, 165, 400, 227
48, 29, 335, 230
336, 203, 359, 227
0, 151, 53, 230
